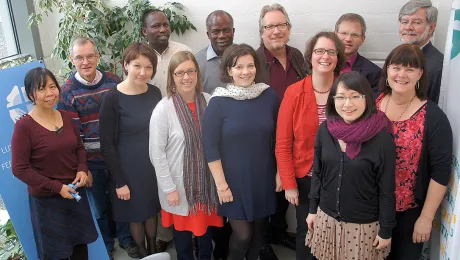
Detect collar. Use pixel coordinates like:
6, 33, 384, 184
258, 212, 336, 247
152, 41, 171, 56
206, 44, 219, 61
75, 70, 103, 86
263, 46, 291, 63
420, 40, 431, 50
346, 52, 359, 67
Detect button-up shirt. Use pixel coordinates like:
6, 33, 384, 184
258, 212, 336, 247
195, 45, 225, 94
340, 52, 358, 73
264, 47, 300, 100
75, 70, 103, 86
150, 40, 192, 97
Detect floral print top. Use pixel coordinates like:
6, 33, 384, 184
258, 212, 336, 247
377, 95, 426, 212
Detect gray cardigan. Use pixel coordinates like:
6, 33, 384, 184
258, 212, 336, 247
149, 93, 211, 216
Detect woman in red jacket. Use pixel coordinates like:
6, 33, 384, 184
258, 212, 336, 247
275, 31, 345, 260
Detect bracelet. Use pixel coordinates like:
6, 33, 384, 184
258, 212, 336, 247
217, 186, 229, 192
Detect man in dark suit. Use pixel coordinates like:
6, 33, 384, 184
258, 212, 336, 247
399, 0, 443, 103
335, 13, 381, 96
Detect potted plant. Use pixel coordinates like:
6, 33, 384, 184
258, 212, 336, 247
29, 0, 196, 77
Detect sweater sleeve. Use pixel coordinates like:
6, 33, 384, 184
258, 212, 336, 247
376, 131, 397, 239
99, 89, 127, 187
203, 98, 223, 163
275, 87, 298, 189
426, 104, 453, 186
58, 85, 83, 138
66, 112, 88, 173
11, 120, 63, 194
309, 122, 324, 213
149, 101, 177, 193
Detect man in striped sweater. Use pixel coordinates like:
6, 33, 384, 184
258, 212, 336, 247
58, 36, 138, 260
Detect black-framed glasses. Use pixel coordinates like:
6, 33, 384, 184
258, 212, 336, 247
174, 68, 197, 77
263, 22, 289, 31
313, 49, 338, 56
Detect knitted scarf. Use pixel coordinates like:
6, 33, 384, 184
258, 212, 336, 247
172, 92, 218, 215
327, 110, 393, 159
211, 83, 270, 100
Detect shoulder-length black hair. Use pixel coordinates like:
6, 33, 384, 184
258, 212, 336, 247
24, 67, 61, 103
325, 71, 377, 122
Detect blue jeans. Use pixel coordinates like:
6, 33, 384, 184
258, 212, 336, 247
86, 168, 133, 250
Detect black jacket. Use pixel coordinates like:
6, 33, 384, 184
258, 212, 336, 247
256, 45, 308, 86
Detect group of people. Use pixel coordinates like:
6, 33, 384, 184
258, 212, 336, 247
10, 0, 452, 260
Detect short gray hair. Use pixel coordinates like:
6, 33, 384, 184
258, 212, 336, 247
335, 13, 367, 36
206, 10, 234, 31
258, 3, 291, 36
399, 0, 438, 25
69, 36, 98, 57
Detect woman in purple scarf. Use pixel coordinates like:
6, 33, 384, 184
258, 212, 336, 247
305, 71, 396, 260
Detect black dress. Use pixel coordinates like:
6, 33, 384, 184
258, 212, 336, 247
101, 85, 162, 222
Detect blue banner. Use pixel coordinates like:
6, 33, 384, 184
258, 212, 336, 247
0, 61, 108, 260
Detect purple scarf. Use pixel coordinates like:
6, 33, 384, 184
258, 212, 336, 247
327, 110, 393, 159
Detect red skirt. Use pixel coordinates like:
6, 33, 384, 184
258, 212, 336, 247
162, 207, 223, 236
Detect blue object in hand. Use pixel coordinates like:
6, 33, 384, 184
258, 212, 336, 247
67, 182, 81, 201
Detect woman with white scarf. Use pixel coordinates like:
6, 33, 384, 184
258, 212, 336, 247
203, 43, 280, 260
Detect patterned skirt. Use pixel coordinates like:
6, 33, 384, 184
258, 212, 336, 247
29, 188, 98, 260
306, 208, 391, 260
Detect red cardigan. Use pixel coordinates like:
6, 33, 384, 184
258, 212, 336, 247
275, 76, 319, 189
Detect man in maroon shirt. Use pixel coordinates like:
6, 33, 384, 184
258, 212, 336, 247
255, 3, 307, 260
334, 13, 381, 96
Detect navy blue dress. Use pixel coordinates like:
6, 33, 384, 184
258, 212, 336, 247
203, 88, 279, 221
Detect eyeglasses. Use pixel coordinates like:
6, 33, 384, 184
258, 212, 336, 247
399, 19, 425, 28
337, 32, 363, 39
263, 22, 289, 31
313, 49, 338, 56
333, 95, 366, 102
174, 68, 197, 77
73, 54, 98, 63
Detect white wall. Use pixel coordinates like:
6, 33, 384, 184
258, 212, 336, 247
38, 0, 453, 71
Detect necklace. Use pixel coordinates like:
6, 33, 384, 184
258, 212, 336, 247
37, 110, 63, 134
384, 94, 416, 121
312, 85, 331, 94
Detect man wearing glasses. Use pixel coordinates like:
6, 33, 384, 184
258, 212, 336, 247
58, 36, 138, 260
334, 13, 381, 96
399, 0, 443, 103
256, 3, 307, 260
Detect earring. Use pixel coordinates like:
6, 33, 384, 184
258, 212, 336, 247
416, 81, 420, 91
386, 78, 390, 87
172, 86, 176, 93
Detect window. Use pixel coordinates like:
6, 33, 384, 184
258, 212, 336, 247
0, 0, 19, 59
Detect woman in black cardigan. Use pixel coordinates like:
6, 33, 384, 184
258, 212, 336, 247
376, 44, 452, 260
306, 71, 396, 260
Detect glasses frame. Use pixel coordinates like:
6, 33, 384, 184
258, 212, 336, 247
263, 22, 290, 31
337, 31, 363, 39
313, 49, 338, 56
174, 68, 197, 78
72, 54, 98, 63
333, 94, 366, 102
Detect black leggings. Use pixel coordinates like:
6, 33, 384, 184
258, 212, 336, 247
228, 218, 265, 260
129, 216, 158, 258
60, 244, 88, 260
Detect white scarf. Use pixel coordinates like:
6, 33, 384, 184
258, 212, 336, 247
211, 83, 270, 100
